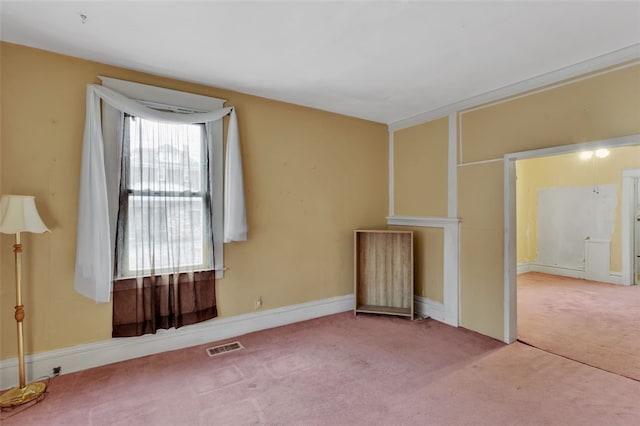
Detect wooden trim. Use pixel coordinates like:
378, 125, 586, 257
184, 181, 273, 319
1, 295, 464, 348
448, 112, 458, 217
387, 216, 460, 227
386, 216, 459, 327
622, 168, 640, 285
388, 130, 395, 217
414, 296, 444, 322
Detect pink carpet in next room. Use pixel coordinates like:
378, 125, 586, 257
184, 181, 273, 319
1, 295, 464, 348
2, 311, 639, 425
518, 272, 640, 380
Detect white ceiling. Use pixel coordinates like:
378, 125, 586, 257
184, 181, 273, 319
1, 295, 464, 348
1, 1, 639, 124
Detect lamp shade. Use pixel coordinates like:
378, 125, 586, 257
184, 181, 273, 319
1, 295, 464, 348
0, 195, 50, 234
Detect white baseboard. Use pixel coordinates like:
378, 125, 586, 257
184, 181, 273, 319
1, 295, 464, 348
517, 262, 531, 275
529, 263, 584, 279
0, 294, 354, 390
525, 263, 624, 285
604, 272, 623, 285
414, 296, 444, 322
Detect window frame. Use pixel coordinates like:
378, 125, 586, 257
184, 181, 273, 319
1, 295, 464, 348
118, 116, 212, 278
100, 76, 226, 279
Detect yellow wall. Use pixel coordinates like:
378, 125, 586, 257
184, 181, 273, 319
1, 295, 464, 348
516, 159, 533, 263
460, 65, 640, 163
3, 43, 638, 358
389, 226, 444, 303
0, 43, 388, 360
458, 64, 640, 339
394, 118, 448, 217
516, 145, 640, 271
392, 64, 640, 340
391, 118, 448, 304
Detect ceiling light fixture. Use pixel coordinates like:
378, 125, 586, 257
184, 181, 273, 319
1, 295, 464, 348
579, 151, 593, 160
579, 149, 610, 160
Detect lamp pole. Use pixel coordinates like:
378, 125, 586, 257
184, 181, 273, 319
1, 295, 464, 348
14, 232, 26, 389
0, 195, 49, 409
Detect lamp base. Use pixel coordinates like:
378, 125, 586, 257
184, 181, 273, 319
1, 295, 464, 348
0, 382, 47, 409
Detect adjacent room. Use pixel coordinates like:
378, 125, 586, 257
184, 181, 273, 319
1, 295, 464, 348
516, 146, 640, 380
1, 1, 639, 425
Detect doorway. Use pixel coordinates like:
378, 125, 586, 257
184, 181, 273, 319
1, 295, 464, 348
503, 133, 640, 344
511, 144, 640, 379
516, 149, 636, 285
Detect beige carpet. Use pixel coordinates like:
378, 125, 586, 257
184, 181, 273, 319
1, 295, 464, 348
518, 272, 640, 381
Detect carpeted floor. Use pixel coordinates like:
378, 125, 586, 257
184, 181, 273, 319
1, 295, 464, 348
2, 311, 639, 425
518, 272, 640, 381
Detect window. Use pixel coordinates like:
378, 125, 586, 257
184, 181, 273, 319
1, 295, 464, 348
116, 116, 213, 278
100, 76, 226, 279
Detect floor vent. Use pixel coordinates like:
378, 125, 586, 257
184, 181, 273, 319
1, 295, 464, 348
206, 341, 244, 357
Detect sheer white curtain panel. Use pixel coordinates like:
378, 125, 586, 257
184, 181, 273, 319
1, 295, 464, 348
118, 116, 211, 277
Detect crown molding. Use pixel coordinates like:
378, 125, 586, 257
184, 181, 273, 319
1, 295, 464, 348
388, 43, 640, 132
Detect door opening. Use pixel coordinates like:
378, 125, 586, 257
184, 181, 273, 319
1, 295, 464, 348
503, 134, 640, 343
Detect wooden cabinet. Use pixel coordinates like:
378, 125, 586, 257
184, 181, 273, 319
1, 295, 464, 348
354, 230, 413, 318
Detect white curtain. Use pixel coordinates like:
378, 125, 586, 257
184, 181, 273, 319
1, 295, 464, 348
118, 116, 212, 277
75, 84, 246, 303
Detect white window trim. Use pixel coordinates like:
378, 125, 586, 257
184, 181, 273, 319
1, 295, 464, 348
99, 76, 227, 279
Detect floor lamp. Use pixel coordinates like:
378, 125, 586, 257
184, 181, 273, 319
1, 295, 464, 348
0, 195, 50, 409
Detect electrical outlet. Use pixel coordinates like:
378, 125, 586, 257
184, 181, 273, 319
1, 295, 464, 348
52, 366, 61, 376
255, 297, 262, 310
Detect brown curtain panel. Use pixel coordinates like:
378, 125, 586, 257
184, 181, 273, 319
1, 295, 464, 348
112, 270, 217, 337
